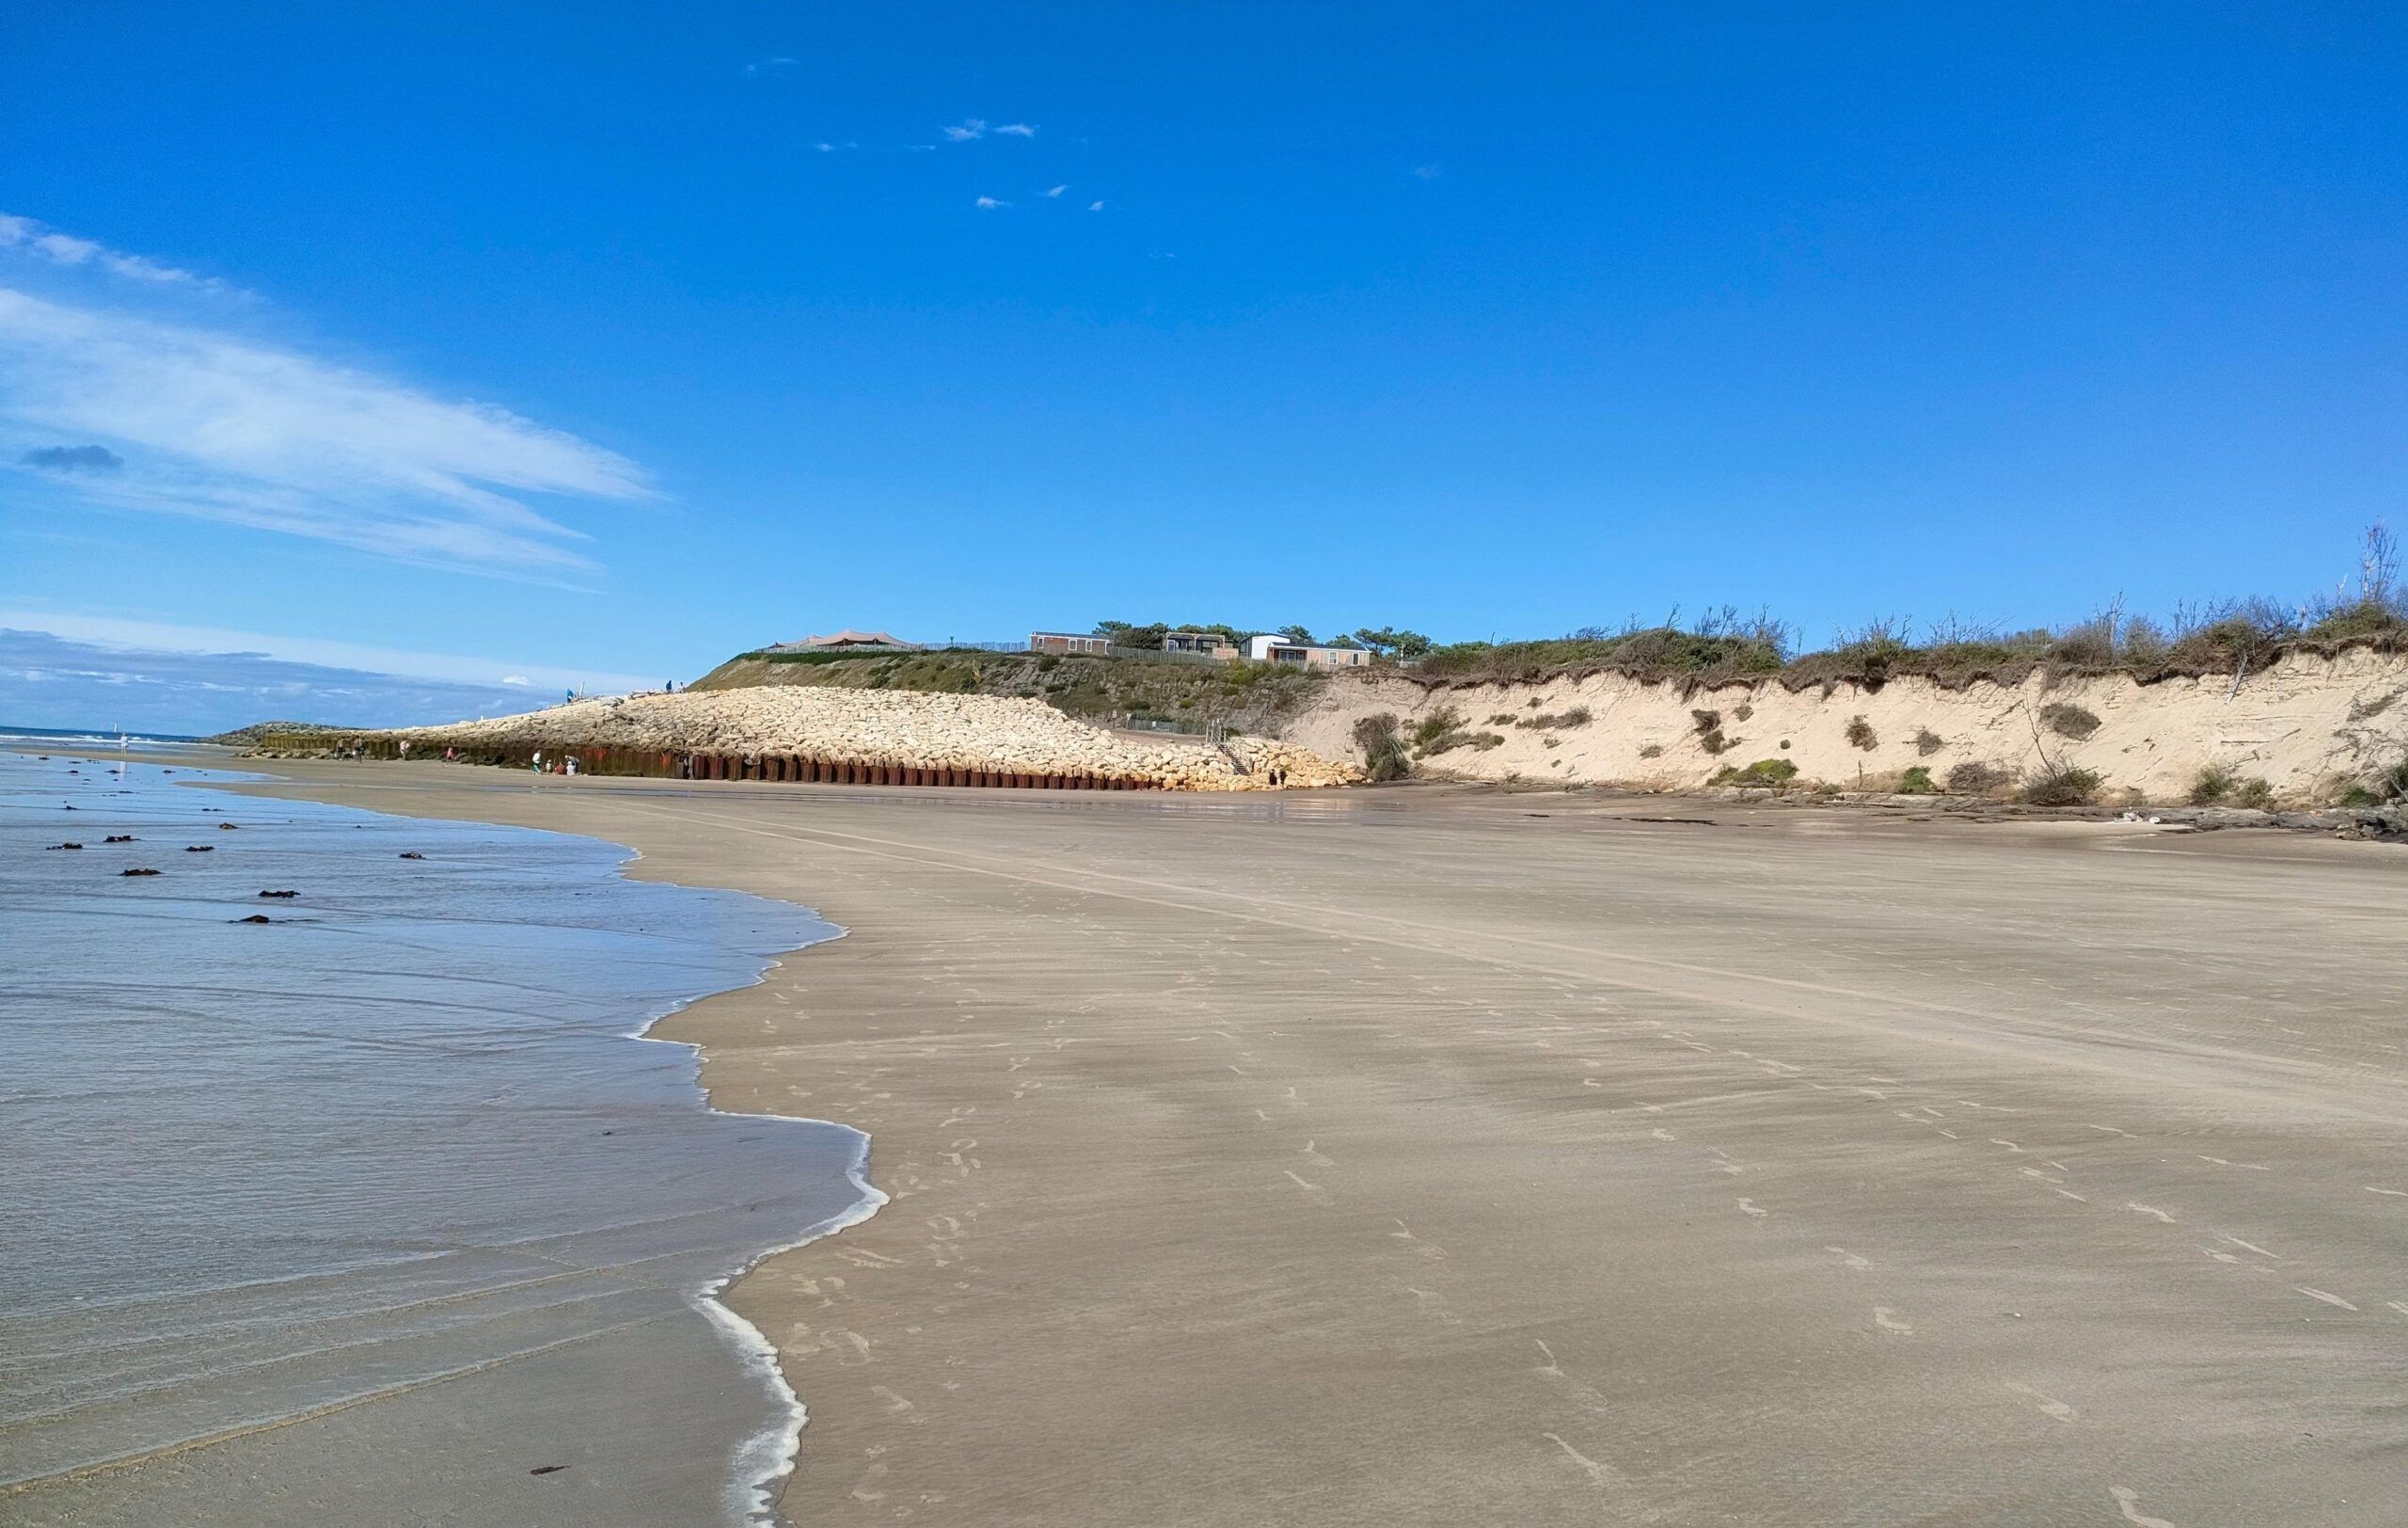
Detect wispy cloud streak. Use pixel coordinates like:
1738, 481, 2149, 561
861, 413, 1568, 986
0, 213, 234, 293
0, 288, 651, 574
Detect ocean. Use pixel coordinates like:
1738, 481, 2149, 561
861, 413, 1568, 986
0, 747, 878, 1526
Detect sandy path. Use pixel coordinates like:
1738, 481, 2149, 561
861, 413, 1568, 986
233, 764, 2408, 1526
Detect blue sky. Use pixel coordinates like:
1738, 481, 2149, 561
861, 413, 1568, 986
4, 3, 2405, 728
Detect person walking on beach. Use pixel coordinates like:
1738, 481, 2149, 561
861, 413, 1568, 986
531, 750, 543, 773
564, 756, 578, 778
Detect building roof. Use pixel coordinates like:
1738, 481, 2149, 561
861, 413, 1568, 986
801, 629, 916, 649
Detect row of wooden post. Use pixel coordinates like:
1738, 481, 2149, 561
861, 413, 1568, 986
672, 753, 1157, 790
330, 736, 1159, 790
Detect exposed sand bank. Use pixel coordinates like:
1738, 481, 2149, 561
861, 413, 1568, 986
1286, 645, 2408, 802
210, 761, 2408, 1527
332, 688, 1357, 790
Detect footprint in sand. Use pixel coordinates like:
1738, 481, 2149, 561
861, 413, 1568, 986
2109, 1486, 2178, 1527
2004, 1381, 2077, 1423
1873, 1307, 1911, 1335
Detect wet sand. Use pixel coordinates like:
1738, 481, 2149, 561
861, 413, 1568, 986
228, 762, 2408, 1526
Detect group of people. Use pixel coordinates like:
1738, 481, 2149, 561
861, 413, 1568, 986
528, 750, 578, 777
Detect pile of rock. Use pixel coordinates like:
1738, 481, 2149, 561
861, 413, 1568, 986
382, 689, 1359, 791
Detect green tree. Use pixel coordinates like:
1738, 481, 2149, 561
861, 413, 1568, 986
1093, 621, 1166, 650
1352, 627, 1434, 659
1276, 624, 1316, 645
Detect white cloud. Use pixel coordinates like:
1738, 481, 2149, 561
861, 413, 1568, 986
0, 610, 655, 692
943, 119, 989, 142
1088, 200, 1106, 212
0, 212, 233, 294
746, 56, 797, 75
0, 287, 651, 574
1410, 164, 1443, 182
974, 197, 1010, 210
1043, 184, 1068, 199
814, 141, 837, 152
993, 123, 1037, 137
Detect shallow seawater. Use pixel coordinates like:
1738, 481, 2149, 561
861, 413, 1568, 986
0, 750, 871, 1526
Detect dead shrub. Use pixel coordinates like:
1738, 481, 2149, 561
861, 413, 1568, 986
2038, 702, 2101, 740
1946, 761, 2014, 795
1845, 715, 1877, 751
2022, 767, 2103, 807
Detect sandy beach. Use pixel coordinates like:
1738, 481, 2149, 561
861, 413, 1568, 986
219, 760, 2408, 1526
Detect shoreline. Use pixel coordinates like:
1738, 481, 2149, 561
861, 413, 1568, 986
6, 748, 880, 1527
142, 754, 2408, 1525
630, 936, 889, 1527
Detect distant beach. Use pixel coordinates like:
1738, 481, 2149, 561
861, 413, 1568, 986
1, 750, 877, 1526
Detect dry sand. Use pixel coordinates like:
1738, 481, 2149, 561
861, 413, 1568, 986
225, 763, 2408, 1526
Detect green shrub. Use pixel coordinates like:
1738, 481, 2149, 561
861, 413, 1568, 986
2233, 777, 2274, 809
1897, 765, 1936, 794
1526, 707, 1592, 730
1353, 713, 1413, 782
1427, 729, 1506, 756
1713, 757, 1799, 788
1411, 707, 1463, 751
2189, 763, 2237, 805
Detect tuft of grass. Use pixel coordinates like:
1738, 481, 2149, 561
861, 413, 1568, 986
2233, 777, 2274, 809
1713, 757, 1800, 788
2022, 767, 2103, 807
1896, 765, 1936, 794
1525, 707, 1592, 730
1845, 715, 1877, 750
1912, 726, 1944, 756
2038, 702, 2101, 740
1638, 742, 1663, 758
